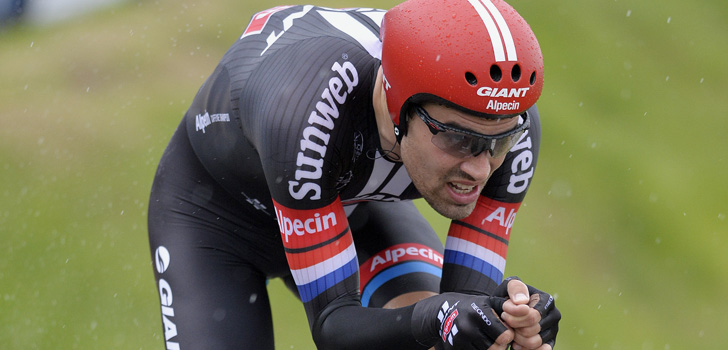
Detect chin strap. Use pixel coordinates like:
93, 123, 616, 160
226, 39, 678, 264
394, 125, 403, 143
394, 115, 408, 144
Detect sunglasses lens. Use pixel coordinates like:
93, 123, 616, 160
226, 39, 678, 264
417, 105, 529, 159
431, 133, 476, 157
489, 132, 520, 158
431, 129, 525, 158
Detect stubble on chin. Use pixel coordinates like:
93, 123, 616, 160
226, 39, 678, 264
423, 195, 477, 221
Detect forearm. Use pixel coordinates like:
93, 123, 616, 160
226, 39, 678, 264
312, 303, 428, 350
440, 197, 516, 295
440, 106, 542, 295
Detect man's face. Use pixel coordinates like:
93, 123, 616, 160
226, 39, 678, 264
400, 103, 520, 220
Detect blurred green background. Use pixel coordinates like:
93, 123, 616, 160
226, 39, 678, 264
1, 0, 726, 348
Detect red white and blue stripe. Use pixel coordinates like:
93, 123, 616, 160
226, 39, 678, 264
444, 197, 520, 283
358, 243, 444, 306
274, 198, 357, 303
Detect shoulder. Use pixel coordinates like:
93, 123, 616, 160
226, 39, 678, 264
232, 6, 384, 61
482, 104, 541, 202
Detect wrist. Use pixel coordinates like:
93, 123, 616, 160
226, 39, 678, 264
410, 297, 441, 347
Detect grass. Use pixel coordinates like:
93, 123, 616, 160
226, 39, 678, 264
1, 0, 726, 348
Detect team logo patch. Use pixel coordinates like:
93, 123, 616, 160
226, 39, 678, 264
438, 301, 460, 346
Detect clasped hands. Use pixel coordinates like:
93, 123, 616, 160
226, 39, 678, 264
489, 276, 560, 350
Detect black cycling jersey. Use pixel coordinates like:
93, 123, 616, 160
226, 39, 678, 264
149, 5, 540, 349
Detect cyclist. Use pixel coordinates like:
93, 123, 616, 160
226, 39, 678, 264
148, 0, 561, 349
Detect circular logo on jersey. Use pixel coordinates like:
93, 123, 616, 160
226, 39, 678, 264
352, 131, 364, 161
155, 246, 171, 274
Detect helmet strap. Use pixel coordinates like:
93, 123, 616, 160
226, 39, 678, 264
394, 125, 403, 144
393, 114, 408, 144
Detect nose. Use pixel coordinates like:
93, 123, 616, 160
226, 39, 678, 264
459, 152, 494, 182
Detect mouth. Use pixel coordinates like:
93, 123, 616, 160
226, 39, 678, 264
448, 182, 477, 194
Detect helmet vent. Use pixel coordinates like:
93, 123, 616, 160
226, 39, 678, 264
511, 64, 521, 82
465, 72, 478, 86
490, 64, 502, 82
530, 72, 537, 85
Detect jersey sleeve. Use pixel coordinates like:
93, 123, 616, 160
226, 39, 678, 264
240, 8, 427, 348
251, 36, 365, 317
440, 105, 542, 295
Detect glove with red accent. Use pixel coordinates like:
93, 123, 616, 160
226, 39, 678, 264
411, 292, 514, 350
494, 276, 561, 349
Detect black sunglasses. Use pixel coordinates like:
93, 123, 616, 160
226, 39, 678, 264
414, 105, 530, 158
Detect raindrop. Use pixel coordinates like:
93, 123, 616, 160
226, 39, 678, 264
549, 180, 572, 199
666, 17, 671, 24
649, 193, 658, 203
249, 293, 258, 304
213, 308, 226, 321
626, 10, 631, 17
620, 89, 631, 100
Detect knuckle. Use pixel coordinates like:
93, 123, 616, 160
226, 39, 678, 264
529, 310, 541, 324
524, 336, 543, 349
496, 329, 514, 344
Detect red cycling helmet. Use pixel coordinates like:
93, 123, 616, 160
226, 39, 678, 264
381, 0, 543, 138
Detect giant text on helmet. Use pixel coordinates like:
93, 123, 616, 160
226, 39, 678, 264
288, 60, 359, 200
477, 87, 529, 98
478, 87, 530, 112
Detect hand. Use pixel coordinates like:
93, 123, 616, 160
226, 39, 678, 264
412, 292, 515, 350
494, 277, 561, 349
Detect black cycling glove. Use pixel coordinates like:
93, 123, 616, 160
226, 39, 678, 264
411, 292, 511, 350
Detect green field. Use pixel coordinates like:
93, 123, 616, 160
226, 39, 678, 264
1, 0, 726, 348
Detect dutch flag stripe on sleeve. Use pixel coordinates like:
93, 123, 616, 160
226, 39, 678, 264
274, 198, 358, 303
444, 197, 521, 283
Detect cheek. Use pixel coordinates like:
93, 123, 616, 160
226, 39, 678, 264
403, 137, 448, 171
402, 122, 461, 172
488, 155, 508, 175
495, 153, 510, 167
